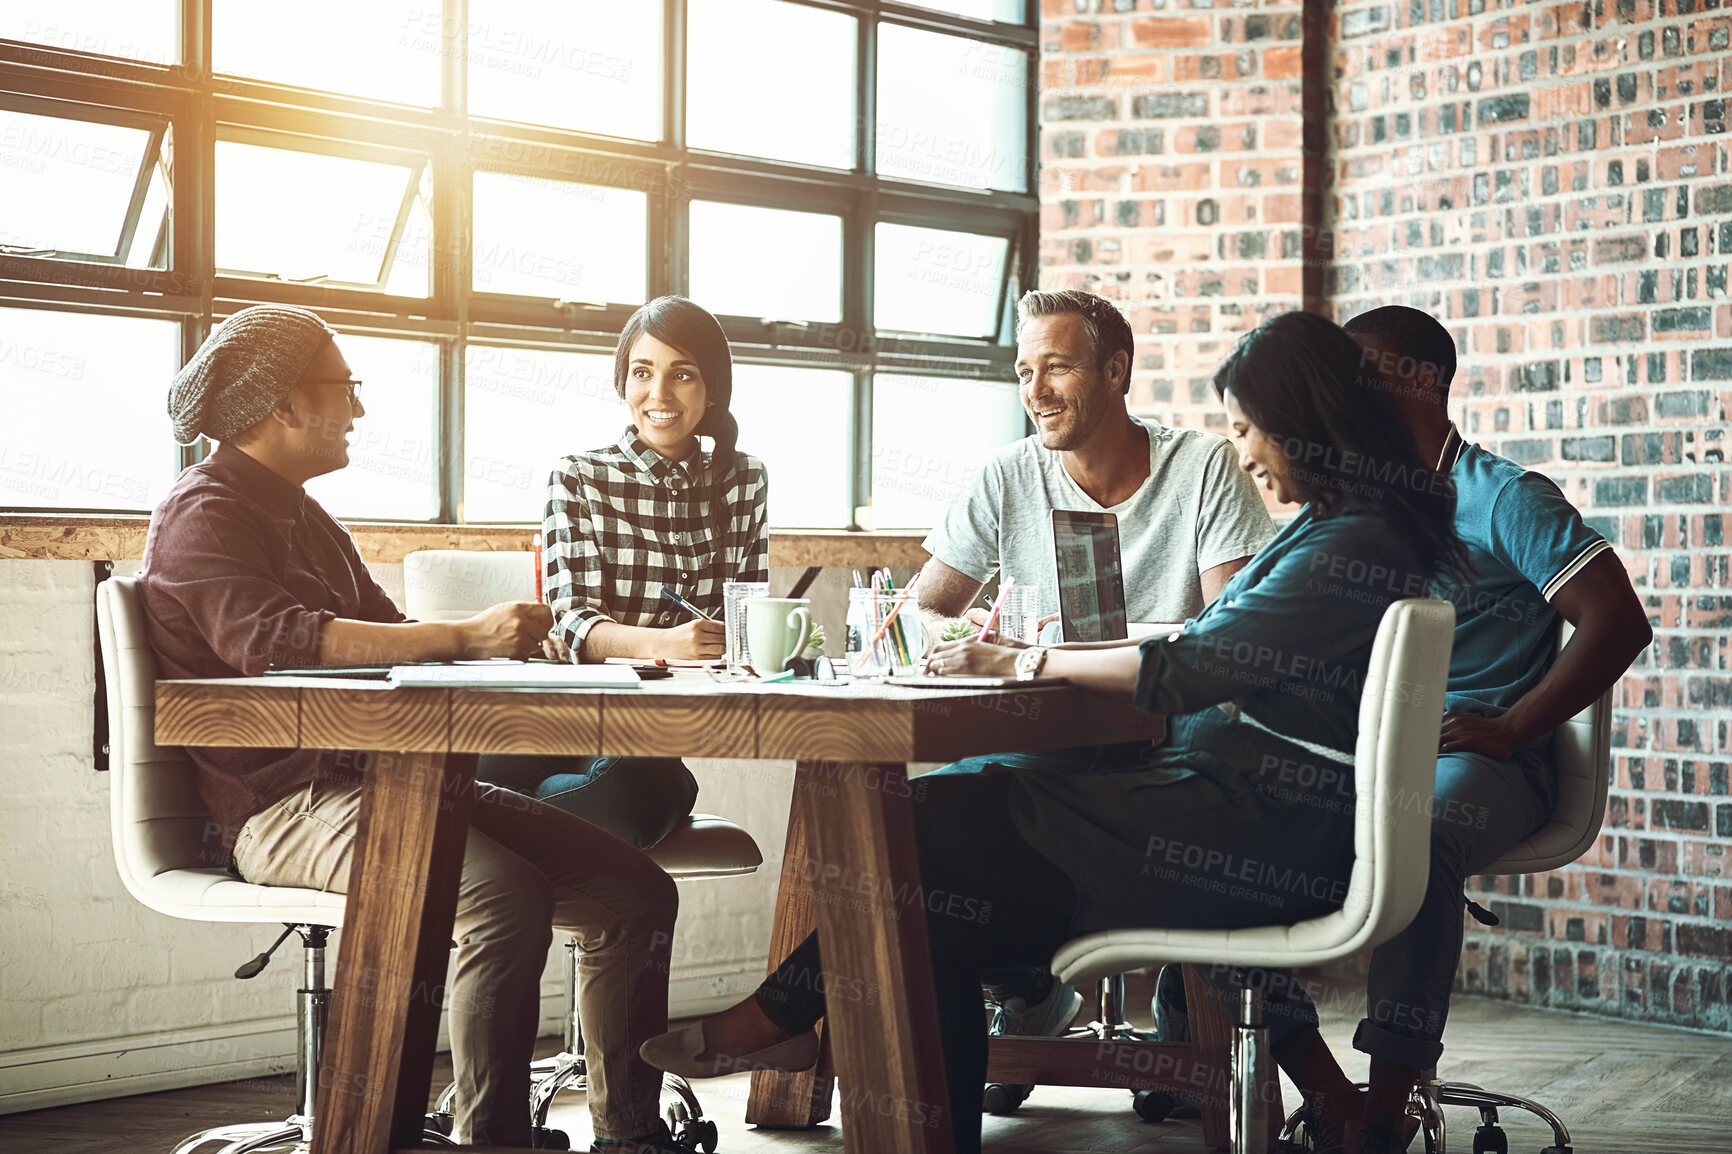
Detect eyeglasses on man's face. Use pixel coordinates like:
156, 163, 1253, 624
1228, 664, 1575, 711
300, 377, 364, 405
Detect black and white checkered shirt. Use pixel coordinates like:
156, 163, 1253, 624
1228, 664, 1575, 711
545, 428, 769, 653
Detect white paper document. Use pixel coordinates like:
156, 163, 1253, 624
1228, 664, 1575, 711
386, 663, 642, 689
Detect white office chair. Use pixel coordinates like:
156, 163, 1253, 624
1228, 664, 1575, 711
101, 572, 762, 1151
1413, 622, 1613, 1154
98, 575, 389, 1154
403, 549, 540, 621
986, 598, 1455, 1154
402, 549, 764, 1150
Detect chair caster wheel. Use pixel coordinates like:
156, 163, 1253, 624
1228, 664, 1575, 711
531, 1125, 571, 1150
673, 1116, 718, 1153
982, 1082, 1030, 1114
423, 1111, 454, 1136
1132, 1090, 1175, 1123
1471, 1124, 1508, 1154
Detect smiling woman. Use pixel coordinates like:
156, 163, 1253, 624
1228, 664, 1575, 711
472, 296, 771, 851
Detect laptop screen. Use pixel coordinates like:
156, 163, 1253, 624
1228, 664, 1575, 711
1052, 509, 1129, 643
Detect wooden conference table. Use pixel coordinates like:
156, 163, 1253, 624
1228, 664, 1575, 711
155, 673, 1166, 1154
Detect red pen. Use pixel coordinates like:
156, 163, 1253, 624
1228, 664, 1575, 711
976, 576, 1015, 642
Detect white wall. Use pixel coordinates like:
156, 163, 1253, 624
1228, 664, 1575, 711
0, 559, 852, 1114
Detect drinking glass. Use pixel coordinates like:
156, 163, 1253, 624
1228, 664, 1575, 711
724, 580, 769, 670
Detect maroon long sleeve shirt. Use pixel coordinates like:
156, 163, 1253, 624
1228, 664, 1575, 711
138, 443, 405, 848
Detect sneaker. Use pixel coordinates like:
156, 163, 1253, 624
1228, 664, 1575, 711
990, 976, 1084, 1039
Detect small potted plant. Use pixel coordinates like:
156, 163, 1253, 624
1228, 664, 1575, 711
787, 625, 828, 679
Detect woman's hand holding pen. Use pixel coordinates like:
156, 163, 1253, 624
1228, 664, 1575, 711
924, 638, 1018, 678
660, 618, 727, 661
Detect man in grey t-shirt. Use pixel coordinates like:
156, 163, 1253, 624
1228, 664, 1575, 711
919, 288, 1274, 629
915, 290, 1275, 1112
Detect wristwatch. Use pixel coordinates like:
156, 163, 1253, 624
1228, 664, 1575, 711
1014, 646, 1049, 681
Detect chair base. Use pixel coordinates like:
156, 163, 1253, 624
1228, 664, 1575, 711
1425, 1079, 1573, 1154
173, 1120, 456, 1154
172, 1120, 306, 1154
1276, 1078, 1572, 1154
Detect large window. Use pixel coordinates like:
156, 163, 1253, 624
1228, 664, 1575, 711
1, 1, 1036, 529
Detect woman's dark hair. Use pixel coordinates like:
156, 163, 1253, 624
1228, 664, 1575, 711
614, 295, 742, 559
1213, 311, 1469, 582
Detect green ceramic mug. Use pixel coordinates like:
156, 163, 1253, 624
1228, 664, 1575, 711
745, 597, 812, 675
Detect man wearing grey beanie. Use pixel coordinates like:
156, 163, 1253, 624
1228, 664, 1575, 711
137, 306, 687, 1151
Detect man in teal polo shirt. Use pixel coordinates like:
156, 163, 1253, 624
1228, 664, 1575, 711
1263, 307, 1654, 1152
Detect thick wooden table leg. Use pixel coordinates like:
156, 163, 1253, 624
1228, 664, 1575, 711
311, 751, 476, 1154
747, 760, 836, 1127
1183, 964, 1235, 1150
801, 761, 954, 1154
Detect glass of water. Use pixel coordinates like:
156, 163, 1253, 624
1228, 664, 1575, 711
724, 580, 769, 670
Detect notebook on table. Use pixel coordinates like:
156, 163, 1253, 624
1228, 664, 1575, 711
386, 662, 642, 689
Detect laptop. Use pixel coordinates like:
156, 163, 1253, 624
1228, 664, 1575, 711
1051, 509, 1129, 644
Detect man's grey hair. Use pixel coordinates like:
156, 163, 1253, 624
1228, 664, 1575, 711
1015, 289, 1136, 395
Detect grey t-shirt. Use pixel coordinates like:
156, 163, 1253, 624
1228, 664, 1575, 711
922, 417, 1276, 624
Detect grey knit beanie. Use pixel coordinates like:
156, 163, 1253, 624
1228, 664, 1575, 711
167, 305, 336, 444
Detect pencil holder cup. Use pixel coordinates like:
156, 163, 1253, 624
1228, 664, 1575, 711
844, 589, 928, 678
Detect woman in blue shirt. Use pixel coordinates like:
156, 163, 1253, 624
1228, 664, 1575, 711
641, 312, 1468, 1154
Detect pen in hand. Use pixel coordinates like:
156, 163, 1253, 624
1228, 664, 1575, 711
659, 585, 714, 622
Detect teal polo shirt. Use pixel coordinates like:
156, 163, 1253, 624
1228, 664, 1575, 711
1431, 425, 1612, 716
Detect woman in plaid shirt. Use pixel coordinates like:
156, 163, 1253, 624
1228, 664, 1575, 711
479, 297, 769, 850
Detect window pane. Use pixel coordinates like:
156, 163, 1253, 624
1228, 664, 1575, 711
471, 172, 647, 304
215, 141, 431, 294
731, 365, 851, 528
687, 0, 855, 170
689, 202, 843, 323
871, 373, 1023, 530
0, 109, 159, 260
303, 335, 439, 521
877, 23, 1027, 192
468, 0, 662, 141
0, 1, 179, 64
0, 307, 178, 511
463, 346, 627, 523
897, 0, 1025, 21
874, 223, 1008, 340
214, 0, 440, 106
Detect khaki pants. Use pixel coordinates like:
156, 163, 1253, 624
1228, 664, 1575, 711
234, 776, 677, 1146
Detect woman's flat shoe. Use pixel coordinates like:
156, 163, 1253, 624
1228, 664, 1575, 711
639, 1022, 820, 1079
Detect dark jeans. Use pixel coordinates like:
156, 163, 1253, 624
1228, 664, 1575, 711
753, 771, 1079, 1154
476, 754, 699, 850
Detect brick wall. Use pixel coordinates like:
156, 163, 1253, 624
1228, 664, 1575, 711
1041, 0, 1732, 1033
1038, 0, 1312, 431
1333, 0, 1731, 1033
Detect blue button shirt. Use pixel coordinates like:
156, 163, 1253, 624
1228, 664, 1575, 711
1431, 426, 1611, 716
